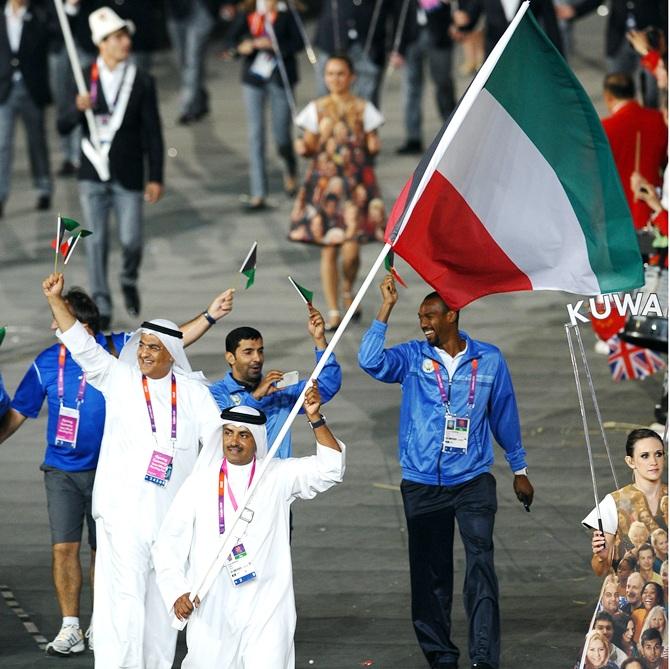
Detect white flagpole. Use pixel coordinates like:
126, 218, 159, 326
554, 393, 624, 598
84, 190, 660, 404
173, 241, 392, 629
391, 0, 531, 242
52, 0, 110, 181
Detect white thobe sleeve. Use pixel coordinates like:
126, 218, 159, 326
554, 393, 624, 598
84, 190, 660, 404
581, 494, 618, 534
282, 441, 346, 501
152, 474, 198, 614
57, 320, 117, 394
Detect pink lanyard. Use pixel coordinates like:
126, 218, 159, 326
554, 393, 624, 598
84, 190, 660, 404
218, 457, 256, 534
141, 374, 177, 444
57, 345, 86, 407
431, 358, 478, 413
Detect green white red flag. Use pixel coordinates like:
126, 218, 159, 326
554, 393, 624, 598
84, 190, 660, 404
385, 4, 643, 309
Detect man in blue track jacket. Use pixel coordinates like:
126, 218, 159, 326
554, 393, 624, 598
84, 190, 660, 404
209, 305, 342, 459
358, 275, 534, 669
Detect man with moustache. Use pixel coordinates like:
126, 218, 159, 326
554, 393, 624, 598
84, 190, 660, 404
209, 305, 341, 459
42, 272, 223, 669
358, 275, 534, 669
152, 384, 345, 667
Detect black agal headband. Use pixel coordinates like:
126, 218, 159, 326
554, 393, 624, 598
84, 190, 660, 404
141, 321, 183, 339
220, 407, 267, 425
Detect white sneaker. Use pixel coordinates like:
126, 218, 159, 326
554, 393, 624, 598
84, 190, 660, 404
594, 340, 610, 355
85, 625, 93, 651
45, 624, 85, 656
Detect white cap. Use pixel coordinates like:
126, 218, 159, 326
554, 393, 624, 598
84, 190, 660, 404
89, 7, 135, 46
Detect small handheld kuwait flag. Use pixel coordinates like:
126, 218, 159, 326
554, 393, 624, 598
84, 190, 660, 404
384, 249, 408, 288
288, 276, 314, 305
52, 216, 89, 270
63, 230, 93, 265
239, 242, 257, 289
0, 326, 5, 348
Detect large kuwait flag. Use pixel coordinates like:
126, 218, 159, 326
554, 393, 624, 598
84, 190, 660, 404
385, 2, 644, 309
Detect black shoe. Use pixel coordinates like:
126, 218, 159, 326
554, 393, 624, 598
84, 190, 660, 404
122, 285, 140, 317
36, 195, 51, 211
99, 315, 111, 331
177, 112, 198, 126
471, 663, 495, 669
396, 140, 423, 155
57, 161, 77, 177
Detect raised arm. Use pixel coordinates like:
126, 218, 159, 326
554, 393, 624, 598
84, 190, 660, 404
358, 275, 411, 383
282, 381, 345, 500
180, 288, 235, 347
43, 273, 76, 332
43, 273, 117, 392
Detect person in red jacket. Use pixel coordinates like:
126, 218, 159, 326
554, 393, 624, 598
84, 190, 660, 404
601, 73, 667, 230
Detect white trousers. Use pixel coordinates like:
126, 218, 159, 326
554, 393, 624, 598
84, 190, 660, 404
93, 519, 178, 669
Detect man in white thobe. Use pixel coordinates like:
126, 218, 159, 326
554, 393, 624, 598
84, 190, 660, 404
42, 272, 223, 669
152, 385, 345, 668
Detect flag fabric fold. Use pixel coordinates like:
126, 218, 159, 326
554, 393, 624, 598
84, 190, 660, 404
288, 276, 314, 304
384, 249, 408, 288
239, 242, 257, 289
384, 5, 643, 310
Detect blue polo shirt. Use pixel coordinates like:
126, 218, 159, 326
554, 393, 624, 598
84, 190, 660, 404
0, 373, 10, 419
12, 332, 130, 472
209, 350, 342, 459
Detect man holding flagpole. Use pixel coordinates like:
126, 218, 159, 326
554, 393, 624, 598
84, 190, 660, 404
57, 6, 164, 329
152, 385, 345, 668
40, 271, 225, 667
359, 275, 534, 669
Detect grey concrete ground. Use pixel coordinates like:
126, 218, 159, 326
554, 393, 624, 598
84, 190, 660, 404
0, 13, 663, 669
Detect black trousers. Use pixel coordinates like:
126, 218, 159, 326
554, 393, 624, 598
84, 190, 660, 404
401, 473, 500, 668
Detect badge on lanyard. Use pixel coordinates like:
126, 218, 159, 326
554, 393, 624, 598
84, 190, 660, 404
55, 406, 81, 448
442, 415, 470, 454
54, 346, 86, 449
143, 374, 177, 487
432, 358, 478, 455
225, 543, 257, 586
219, 458, 257, 585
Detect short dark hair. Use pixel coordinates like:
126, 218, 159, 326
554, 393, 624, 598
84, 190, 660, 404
594, 611, 614, 626
621, 658, 645, 669
422, 291, 459, 316
638, 543, 654, 557
64, 287, 101, 334
326, 52, 355, 74
625, 428, 664, 457
640, 627, 663, 645
604, 72, 635, 100
225, 327, 262, 354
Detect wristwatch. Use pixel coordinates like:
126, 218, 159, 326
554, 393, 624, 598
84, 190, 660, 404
308, 414, 327, 429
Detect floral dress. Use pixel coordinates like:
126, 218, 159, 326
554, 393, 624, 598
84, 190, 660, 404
289, 95, 385, 246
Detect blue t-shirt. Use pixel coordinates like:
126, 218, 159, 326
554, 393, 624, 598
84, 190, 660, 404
0, 373, 10, 419
209, 350, 342, 459
12, 332, 130, 472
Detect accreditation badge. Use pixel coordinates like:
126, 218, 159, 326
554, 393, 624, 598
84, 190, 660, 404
144, 449, 174, 487
55, 406, 80, 448
441, 414, 470, 454
225, 542, 257, 586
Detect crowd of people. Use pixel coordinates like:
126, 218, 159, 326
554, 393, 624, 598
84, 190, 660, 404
0, 0, 667, 668
581, 429, 668, 669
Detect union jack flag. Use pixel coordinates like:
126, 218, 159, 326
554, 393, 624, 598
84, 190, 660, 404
607, 335, 666, 382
